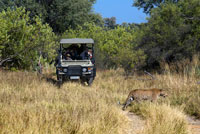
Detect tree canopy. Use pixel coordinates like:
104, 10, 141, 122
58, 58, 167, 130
0, 0, 99, 33
0, 0, 200, 72
104, 17, 117, 29
133, 0, 179, 14
133, 0, 200, 70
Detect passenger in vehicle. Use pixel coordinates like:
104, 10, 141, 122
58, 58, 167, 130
80, 47, 89, 60
71, 49, 78, 60
65, 54, 72, 60
63, 49, 72, 60
78, 44, 87, 55
67, 44, 79, 60
88, 49, 92, 59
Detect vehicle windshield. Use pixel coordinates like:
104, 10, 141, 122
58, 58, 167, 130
61, 44, 93, 60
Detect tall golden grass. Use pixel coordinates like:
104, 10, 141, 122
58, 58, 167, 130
0, 70, 130, 134
0, 65, 199, 133
130, 103, 190, 134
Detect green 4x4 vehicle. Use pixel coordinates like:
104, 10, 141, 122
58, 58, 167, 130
56, 38, 96, 86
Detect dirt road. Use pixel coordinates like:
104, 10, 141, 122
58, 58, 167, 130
122, 111, 144, 134
123, 111, 200, 134
187, 116, 200, 134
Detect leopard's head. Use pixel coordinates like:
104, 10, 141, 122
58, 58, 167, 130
160, 90, 168, 98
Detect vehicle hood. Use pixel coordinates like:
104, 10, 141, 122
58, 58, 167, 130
60, 60, 93, 67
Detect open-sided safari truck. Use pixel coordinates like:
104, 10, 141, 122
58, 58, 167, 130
56, 38, 96, 86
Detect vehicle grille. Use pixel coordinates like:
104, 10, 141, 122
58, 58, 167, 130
68, 65, 82, 76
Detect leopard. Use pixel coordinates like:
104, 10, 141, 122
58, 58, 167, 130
121, 88, 167, 110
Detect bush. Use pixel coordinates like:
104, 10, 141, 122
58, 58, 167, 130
0, 7, 57, 70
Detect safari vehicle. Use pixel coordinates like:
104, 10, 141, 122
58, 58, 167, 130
56, 38, 96, 86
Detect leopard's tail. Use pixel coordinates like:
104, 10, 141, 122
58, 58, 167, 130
117, 101, 127, 111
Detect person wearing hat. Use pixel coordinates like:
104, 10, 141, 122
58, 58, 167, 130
64, 49, 72, 60
66, 53, 72, 60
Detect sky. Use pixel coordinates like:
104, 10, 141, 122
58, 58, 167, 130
93, 0, 147, 24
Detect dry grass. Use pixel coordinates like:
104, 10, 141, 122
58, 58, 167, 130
0, 70, 129, 134
0, 68, 199, 134
130, 103, 190, 134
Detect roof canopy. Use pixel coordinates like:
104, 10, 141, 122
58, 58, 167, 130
60, 38, 94, 44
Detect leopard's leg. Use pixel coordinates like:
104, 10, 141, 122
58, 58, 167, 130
122, 96, 134, 110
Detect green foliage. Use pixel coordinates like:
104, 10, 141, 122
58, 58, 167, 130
0, 0, 99, 33
104, 17, 117, 29
0, 0, 199, 72
64, 23, 146, 71
0, 0, 47, 19
133, 0, 179, 14
136, 0, 200, 69
45, 0, 97, 33
88, 13, 104, 27
0, 7, 57, 70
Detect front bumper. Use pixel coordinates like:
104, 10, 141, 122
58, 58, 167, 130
56, 65, 95, 79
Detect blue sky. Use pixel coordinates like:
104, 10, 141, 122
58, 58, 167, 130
93, 0, 147, 24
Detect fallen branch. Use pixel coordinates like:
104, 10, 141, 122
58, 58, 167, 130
144, 70, 156, 80
0, 58, 12, 66
0, 44, 42, 67
125, 70, 156, 81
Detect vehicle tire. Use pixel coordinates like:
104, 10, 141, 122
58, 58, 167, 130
86, 77, 93, 86
57, 75, 63, 88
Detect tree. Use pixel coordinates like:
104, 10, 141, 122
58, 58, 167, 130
0, 0, 47, 18
88, 13, 104, 27
104, 17, 117, 29
45, 0, 97, 33
0, 0, 98, 33
137, 0, 200, 69
0, 7, 57, 70
133, 0, 179, 14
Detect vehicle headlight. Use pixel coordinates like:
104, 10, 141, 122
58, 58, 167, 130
82, 68, 87, 72
88, 67, 93, 71
63, 68, 67, 72
57, 67, 62, 71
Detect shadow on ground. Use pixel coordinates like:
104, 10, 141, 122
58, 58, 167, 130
45, 77, 62, 88
38, 73, 62, 88
42, 75, 88, 88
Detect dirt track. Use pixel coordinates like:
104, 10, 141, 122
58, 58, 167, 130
122, 111, 144, 134
187, 116, 200, 134
123, 111, 200, 134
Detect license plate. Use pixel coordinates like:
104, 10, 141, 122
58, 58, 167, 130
70, 76, 80, 80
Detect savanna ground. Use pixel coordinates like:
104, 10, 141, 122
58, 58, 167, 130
0, 68, 200, 134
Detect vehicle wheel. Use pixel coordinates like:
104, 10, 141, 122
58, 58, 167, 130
86, 77, 93, 86
57, 75, 63, 88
